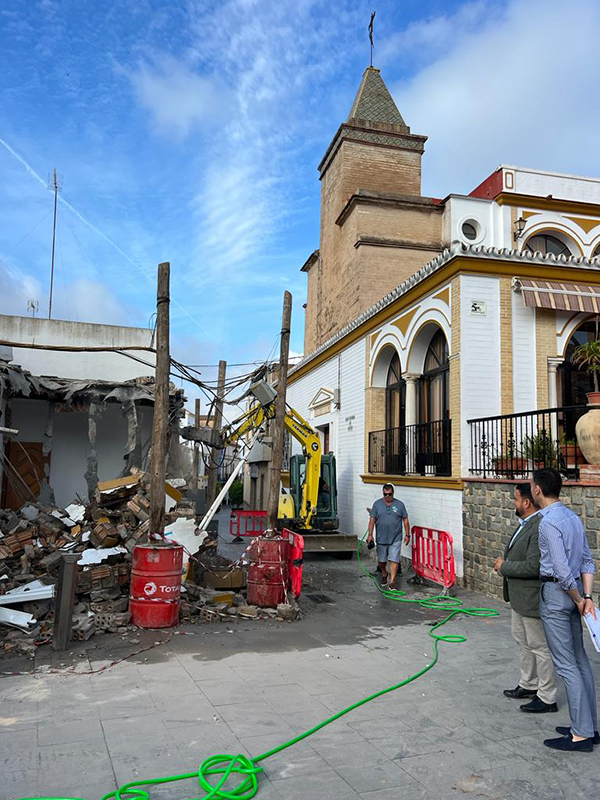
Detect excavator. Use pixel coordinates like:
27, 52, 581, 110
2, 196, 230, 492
181, 379, 356, 556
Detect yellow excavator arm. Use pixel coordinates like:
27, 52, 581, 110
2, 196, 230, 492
224, 394, 322, 530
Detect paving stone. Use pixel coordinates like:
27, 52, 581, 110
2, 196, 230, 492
270, 767, 361, 799
218, 702, 292, 739
333, 760, 418, 794
37, 716, 105, 746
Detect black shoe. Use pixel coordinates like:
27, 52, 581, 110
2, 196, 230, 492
555, 726, 600, 744
520, 697, 558, 714
543, 735, 594, 752
503, 686, 537, 699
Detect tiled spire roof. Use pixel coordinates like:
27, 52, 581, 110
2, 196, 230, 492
347, 67, 408, 130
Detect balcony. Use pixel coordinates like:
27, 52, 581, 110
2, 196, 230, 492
368, 419, 452, 476
468, 405, 587, 479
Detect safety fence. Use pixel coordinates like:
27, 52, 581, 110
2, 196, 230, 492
411, 526, 456, 589
229, 509, 268, 538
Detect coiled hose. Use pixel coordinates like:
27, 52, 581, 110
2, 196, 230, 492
20, 533, 499, 800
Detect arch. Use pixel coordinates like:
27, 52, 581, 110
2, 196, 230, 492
385, 351, 405, 431
370, 337, 403, 387
558, 312, 594, 358
419, 328, 450, 424
521, 226, 583, 257
591, 239, 600, 259
559, 317, 600, 410
406, 317, 451, 374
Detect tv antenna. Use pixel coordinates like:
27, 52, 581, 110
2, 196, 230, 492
47, 167, 63, 320
27, 300, 39, 318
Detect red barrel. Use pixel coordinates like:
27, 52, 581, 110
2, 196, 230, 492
247, 536, 290, 607
129, 544, 183, 628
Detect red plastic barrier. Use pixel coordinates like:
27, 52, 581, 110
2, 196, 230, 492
282, 528, 304, 599
230, 510, 268, 537
411, 526, 456, 589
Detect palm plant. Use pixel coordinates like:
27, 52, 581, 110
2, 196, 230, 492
571, 338, 600, 393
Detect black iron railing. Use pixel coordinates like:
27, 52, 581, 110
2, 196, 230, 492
468, 405, 587, 479
368, 419, 452, 476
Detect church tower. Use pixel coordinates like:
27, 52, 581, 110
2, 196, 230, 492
303, 67, 443, 354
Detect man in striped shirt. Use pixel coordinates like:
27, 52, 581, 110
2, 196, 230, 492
531, 468, 598, 752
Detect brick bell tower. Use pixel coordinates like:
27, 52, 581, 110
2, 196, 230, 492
302, 67, 443, 355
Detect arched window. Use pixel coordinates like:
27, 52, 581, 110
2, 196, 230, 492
385, 352, 405, 430
560, 318, 600, 408
419, 329, 449, 423
524, 234, 572, 257
592, 243, 600, 258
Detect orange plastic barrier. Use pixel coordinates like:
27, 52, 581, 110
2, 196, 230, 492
411, 526, 456, 589
229, 509, 268, 538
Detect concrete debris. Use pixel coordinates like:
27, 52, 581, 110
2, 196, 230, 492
1, 470, 302, 656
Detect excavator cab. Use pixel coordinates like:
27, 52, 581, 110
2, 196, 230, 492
287, 453, 339, 531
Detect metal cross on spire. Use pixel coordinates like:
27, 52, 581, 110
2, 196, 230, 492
368, 11, 376, 67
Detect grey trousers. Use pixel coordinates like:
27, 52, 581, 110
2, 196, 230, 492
511, 610, 557, 704
540, 582, 598, 738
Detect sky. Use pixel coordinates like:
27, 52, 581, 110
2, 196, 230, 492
1, 0, 600, 404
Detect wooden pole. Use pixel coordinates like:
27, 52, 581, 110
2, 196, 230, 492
267, 291, 292, 530
206, 360, 227, 506
193, 397, 201, 490
149, 262, 170, 535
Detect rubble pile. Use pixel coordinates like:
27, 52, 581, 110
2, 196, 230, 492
1, 471, 301, 658
182, 536, 301, 624
0, 470, 167, 655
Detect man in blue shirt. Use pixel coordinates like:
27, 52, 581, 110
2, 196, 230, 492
367, 483, 410, 591
531, 468, 598, 752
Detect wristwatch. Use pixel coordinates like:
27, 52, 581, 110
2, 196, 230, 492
582, 593, 594, 600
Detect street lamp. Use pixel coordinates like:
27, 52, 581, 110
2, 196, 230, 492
513, 216, 526, 242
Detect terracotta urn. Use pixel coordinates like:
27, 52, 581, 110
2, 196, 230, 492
575, 393, 600, 464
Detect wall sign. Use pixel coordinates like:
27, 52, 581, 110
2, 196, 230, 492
470, 300, 487, 316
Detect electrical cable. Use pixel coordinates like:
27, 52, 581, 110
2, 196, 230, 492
19, 532, 500, 800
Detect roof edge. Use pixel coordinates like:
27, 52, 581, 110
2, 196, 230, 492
290, 243, 600, 376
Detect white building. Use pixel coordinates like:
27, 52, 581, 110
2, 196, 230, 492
286, 68, 600, 594
0, 316, 185, 509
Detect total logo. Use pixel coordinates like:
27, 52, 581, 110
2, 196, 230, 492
143, 581, 180, 596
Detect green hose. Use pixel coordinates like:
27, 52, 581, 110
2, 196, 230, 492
20, 533, 499, 800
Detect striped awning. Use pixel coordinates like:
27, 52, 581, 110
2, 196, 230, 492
513, 278, 600, 313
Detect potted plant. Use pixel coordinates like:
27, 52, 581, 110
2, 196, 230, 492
560, 436, 586, 467
572, 336, 600, 464
522, 432, 557, 469
571, 338, 600, 404
492, 443, 527, 476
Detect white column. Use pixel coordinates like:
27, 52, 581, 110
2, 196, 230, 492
404, 374, 419, 473
547, 358, 562, 446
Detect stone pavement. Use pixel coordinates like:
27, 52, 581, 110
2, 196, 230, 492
2, 552, 600, 800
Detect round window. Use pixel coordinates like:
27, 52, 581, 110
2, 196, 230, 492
461, 221, 478, 241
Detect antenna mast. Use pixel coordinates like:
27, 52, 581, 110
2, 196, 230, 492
48, 168, 62, 319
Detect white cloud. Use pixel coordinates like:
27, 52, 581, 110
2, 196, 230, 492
389, 0, 600, 196
128, 56, 233, 140
0, 261, 43, 317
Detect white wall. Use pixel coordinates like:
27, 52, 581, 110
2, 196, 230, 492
505, 165, 600, 205
0, 315, 155, 382
512, 292, 537, 412
460, 275, 501, 475
288, 338, 465, 576
8, 399, 153, 507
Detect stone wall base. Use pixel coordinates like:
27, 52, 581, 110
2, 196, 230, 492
462, 482, 600, 600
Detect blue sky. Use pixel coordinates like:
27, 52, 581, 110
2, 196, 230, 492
1, 0, 600, 397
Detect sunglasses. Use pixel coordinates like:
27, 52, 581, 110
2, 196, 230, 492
383, 492, 393, 497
